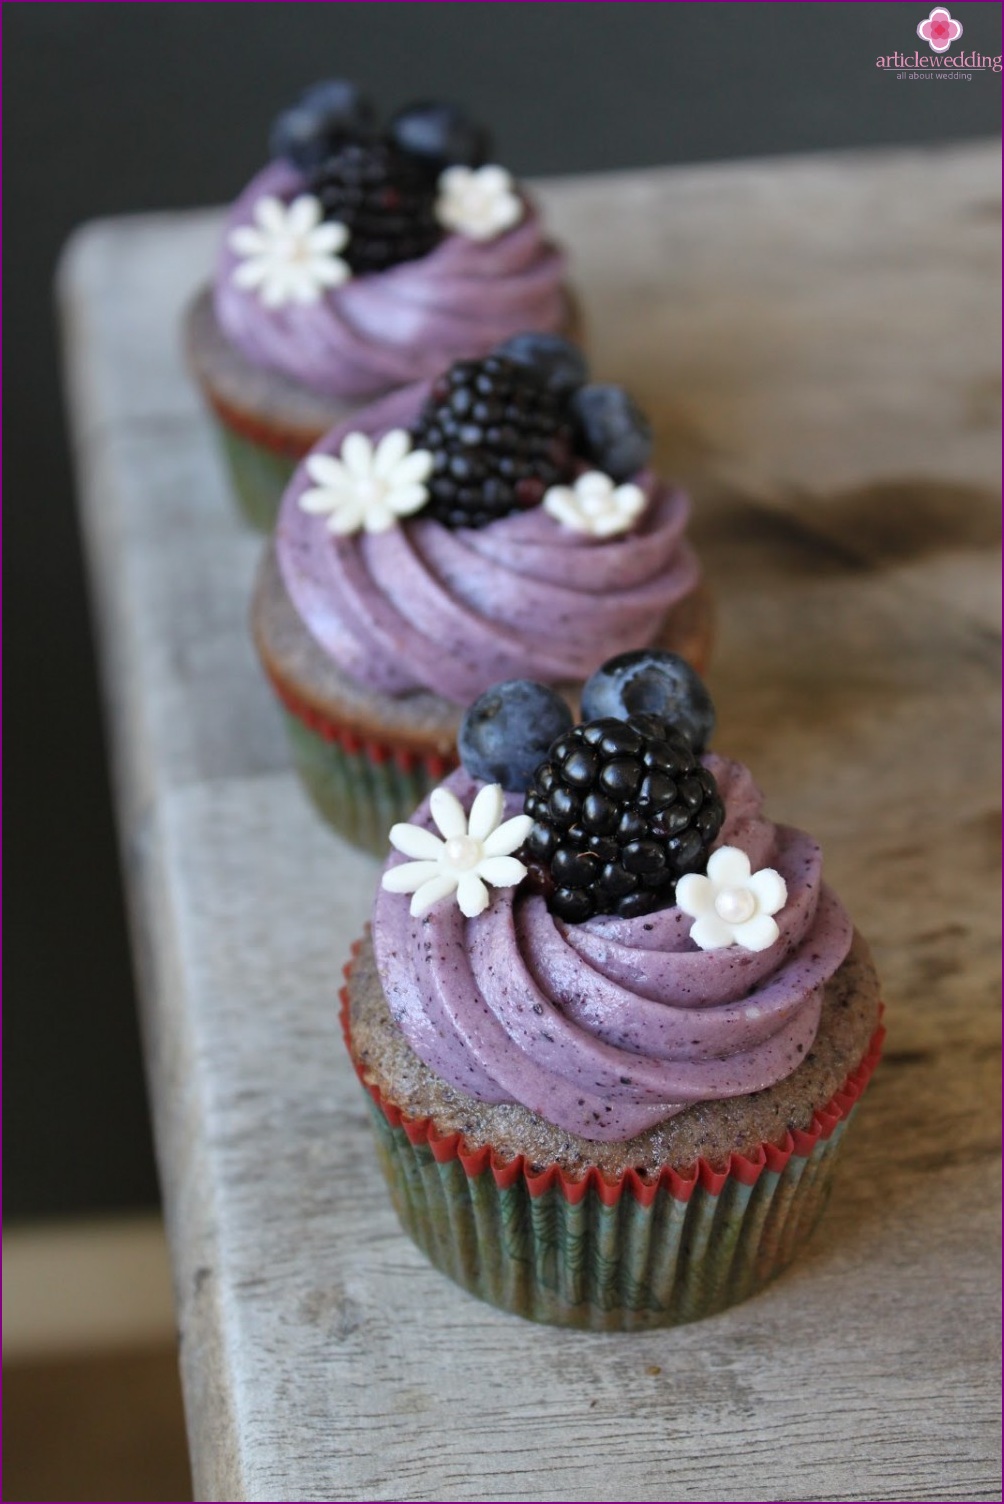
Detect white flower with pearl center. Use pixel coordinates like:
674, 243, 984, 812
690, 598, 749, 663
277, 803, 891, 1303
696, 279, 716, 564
676, 846, 788, 952
229, 194, 350, 308
542, 470, 647, 538
435, 165, 524, 241
383, 784, 533, 919
298, 430, 433, 535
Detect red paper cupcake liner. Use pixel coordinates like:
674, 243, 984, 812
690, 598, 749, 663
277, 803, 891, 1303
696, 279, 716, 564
340, 941, 883, 1327
263, 673, 456, 852
207, 388, 318, 460
266, 668, 454, 778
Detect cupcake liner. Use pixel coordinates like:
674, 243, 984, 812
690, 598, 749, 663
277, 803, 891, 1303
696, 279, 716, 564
270, 676, 456, 854
341, 948, 884, 1329
207, 408, 302, 532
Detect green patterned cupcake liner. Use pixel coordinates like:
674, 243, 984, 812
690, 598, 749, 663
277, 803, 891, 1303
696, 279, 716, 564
341, 960, 884, 1330
269, 679, 457, 854
210, 415, 300, 533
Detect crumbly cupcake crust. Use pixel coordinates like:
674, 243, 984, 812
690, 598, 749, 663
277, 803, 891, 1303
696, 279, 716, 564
185, 288, 353, 451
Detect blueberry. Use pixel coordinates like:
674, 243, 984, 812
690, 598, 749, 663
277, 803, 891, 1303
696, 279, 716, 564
388, 101, 491, 176
569, 384, 652, 481
493, 333, 589, 399
459, 680, 573, 791
581, 651, 715, 753
269, 80, 377, 171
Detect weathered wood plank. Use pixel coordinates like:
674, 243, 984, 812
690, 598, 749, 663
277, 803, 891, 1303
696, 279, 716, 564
61, 142, 1000, 1502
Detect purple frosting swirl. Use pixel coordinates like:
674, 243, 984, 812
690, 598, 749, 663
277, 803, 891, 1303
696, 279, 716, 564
372, 758, 853, 1142
276, 385, 700, 705
214, 161, 569, 400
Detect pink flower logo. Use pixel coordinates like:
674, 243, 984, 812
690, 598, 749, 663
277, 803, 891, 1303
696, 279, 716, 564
917, 6, 963, 52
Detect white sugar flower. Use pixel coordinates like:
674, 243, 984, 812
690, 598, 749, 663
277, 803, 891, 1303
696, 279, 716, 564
436, 165, 524, 241
543, 471, 647, 538
229, 194, 350, 308
382, 784, 533, 919
298, 430, 433, 535
676, 846, 788, 953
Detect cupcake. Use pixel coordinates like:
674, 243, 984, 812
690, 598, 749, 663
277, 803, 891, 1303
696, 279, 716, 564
252, 341, 713, 851
186, 80, 578, 529
342, 664, 884, 1330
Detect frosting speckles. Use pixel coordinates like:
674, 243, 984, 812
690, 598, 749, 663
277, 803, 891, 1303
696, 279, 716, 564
276, 384, 700, 706
372, 760, 851, 1142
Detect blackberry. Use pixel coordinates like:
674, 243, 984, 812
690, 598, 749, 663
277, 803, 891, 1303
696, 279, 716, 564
410, 355, 575, 529
307, 140, 443, 275
522, 714, 725, 923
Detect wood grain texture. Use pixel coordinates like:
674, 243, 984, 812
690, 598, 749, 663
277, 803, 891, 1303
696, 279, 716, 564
59, 143, 1000, 1502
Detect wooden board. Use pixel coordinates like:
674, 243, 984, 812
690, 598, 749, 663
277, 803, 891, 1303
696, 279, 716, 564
60, 142, 1001, 1503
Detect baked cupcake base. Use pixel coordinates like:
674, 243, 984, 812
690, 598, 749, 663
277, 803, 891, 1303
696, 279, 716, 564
253, 545, 715, 853
185, 288, 357, 530
185, 287, 585, 532
343, 930, 883, 1329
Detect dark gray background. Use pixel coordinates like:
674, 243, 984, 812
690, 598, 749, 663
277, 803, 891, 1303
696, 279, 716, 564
6, 2, 1000, 1220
